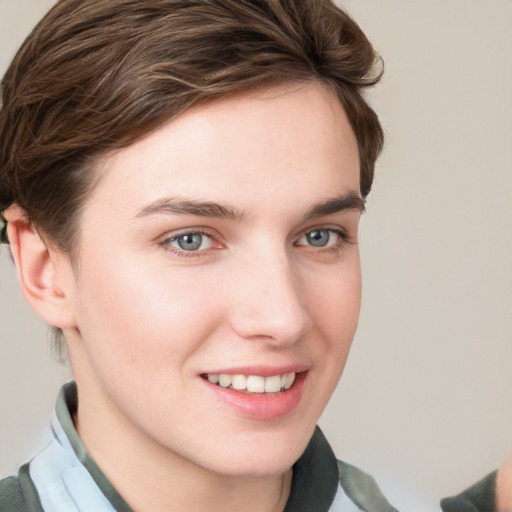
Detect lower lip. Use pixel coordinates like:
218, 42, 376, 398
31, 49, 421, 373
201, 372, 308, 420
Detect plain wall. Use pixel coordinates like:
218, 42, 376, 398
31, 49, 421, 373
1, 1, 511, 510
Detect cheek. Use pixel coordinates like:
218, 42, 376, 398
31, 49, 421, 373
306, 260, 362, 363
311, 258, 361, 325
72, 255, 224, 377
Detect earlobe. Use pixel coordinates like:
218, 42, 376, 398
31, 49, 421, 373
4, 205, 77, 329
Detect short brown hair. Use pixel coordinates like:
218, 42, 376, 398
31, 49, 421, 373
1, 0, 383, 247
0, 0, 383, 348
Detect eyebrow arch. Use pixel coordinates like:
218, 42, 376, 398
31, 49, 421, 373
135, 197, 245, 221
304, 192, 366, 220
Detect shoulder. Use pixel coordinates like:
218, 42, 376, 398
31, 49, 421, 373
440, 471, 497, 512
0, 464, 44, 512
337, 460, 399, 512
0, 476, 25, 512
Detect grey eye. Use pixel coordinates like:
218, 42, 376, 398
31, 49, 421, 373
176, 233, 204, 251
306, 229, 331, 247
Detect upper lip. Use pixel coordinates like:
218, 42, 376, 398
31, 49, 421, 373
200, 363, 310, 377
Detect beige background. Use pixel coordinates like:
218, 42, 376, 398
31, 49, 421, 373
1, 1, 511, 510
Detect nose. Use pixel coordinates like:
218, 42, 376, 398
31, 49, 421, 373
227, 249, 313, 346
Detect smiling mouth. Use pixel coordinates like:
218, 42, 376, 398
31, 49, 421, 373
201, 372, 296, 394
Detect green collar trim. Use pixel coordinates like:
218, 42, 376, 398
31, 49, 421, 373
284, 426, 339, 512
0, 465, 45, 512
441, 471, 497, 512
56, 382, 134, 512
338, 460, 399, 512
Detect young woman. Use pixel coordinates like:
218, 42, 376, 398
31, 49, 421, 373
0, 1, 395, 510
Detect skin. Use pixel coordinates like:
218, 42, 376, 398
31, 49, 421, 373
497, 455, 512, 512
6, 81, 363, 512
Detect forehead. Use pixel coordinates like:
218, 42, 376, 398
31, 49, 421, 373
84, 82, 360, 224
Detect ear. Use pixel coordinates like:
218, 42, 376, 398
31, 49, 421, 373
4, 205, 77, 329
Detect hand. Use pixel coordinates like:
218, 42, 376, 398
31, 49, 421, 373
496, 455, 512, 512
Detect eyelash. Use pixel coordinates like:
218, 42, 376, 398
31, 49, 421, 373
159, 226, 352, 258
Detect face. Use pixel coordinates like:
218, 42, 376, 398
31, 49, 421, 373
62, 81, 362, 479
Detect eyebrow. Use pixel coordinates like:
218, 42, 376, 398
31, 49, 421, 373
303, 192, 366, 219
134, 192, 365, 221
135, 197, 244, 220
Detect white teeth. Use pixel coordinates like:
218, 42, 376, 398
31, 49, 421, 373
284, 372, 295, 390
218, 374, 232, 388
208, 374, 219, 384
246, 375, 265, 393
232, 375, 247, 390
206, 372, 297, 393
264, 375, 282, 393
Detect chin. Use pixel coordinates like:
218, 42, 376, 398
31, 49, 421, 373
201, 424, 315, 479
212, 455, 295, 479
